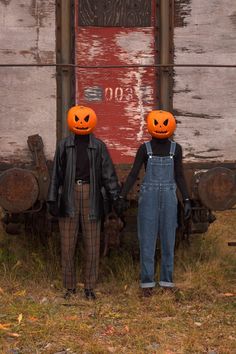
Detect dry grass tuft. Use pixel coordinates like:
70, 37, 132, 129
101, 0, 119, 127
0, 210, 235, 353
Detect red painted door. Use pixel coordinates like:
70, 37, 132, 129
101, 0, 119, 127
74, 0, 158, 164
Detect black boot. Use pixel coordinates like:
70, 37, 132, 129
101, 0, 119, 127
84, 288, 96, 300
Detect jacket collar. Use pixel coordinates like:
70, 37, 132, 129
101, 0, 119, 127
65, 133, 97, 149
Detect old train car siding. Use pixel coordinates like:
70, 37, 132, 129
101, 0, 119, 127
0, 1, 56, 168
74, 0, 159, 164
174, 0, 236, 163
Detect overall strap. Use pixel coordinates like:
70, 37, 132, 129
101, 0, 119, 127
145, 141, 153, 157
169, 140, 176, 157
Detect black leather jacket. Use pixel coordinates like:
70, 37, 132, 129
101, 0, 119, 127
47, 133, 120, 220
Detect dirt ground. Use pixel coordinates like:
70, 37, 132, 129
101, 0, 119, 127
0, 210, 235, 354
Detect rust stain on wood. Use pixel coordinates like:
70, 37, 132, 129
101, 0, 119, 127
29, 0, 53, 27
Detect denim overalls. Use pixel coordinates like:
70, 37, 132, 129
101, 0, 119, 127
137, 140, 178, 288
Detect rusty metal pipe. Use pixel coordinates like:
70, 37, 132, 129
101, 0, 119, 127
160, 0, 171, 111
0, 64, 236, 68
59, 0, 72, 139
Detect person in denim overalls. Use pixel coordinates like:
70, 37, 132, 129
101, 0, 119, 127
117, 110, 191, 297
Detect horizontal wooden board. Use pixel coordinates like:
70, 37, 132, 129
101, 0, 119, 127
0, 0, 56, 165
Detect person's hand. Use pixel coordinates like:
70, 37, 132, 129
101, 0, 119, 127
47, 201, 59, 217
113, 196, 129, 216
184, 199, 191, 220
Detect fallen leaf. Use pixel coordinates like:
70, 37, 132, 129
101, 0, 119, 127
223, 293, 235, 297
102, 325, 115, 336
18, 313, 23, 325
44, 343, 52, 349
0, 323, 11, 331
7, 332, 20, 338
124, 325, 129, 333
14, 290, 26, 297
64, 315, 79, 321
0, 287, 4, 295
194, 322, 202, 327
27, 316, 38, 322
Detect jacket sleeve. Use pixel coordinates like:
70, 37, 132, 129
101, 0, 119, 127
47, 142, 65, 202
101, 143, 120, 200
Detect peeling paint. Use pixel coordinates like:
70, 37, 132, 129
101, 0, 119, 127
84, 86, 103, 101
74, 1, 157, 164
115, 31, 154, 65
174, 0, 192, 27
133, 70, 145, 141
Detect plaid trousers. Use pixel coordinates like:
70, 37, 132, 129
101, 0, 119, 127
59, 183, 101, 289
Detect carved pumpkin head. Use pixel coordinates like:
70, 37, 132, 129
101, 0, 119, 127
67, 105, 97, 135
146, 110, 176, 139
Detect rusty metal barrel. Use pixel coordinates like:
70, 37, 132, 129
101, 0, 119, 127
0, 168, 39, 213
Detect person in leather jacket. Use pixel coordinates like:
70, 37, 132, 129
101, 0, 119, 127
47, 105, 120, 300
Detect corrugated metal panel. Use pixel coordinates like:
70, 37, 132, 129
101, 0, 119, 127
74, 0, 158, 163
174, 0, 236, 162
0, 0, 56, 166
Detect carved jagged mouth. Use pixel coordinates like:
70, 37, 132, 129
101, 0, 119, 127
75, 127, 89, 130
155, 131, 167, 134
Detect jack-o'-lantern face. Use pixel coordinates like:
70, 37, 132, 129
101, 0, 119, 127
67, 105, 97, 135
147, 110, 176, 139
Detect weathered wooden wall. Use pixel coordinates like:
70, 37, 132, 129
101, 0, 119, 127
174, 0, 236, 162
0, 0, 56, 167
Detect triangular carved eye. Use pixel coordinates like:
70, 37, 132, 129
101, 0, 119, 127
75, 115, 79, 122
154, 119, 158, 126
84, 115, 90, 122
163, 119, 169, 126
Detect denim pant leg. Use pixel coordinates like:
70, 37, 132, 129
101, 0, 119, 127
138, 186, 159, 288
159, 189, 177, 288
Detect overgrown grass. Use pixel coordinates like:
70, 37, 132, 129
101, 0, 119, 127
0, 210, 235, 353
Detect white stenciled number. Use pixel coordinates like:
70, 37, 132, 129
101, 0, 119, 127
104, 87, 133, 102
114, 87, 123, 101
105, 87, 113, 101
124, 87, 133, 101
